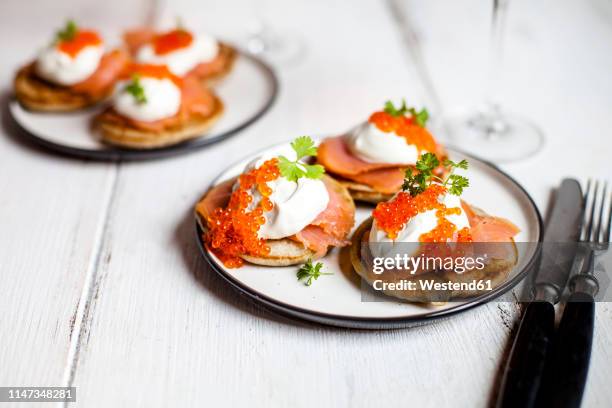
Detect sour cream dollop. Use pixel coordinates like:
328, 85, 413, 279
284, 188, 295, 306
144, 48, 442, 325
346, 122, 423, 165
36, 44, 104, 86
113, 77, 181, 122
136, 34, 219, 76
238, 157, 330, 240
369, 190, 470, 258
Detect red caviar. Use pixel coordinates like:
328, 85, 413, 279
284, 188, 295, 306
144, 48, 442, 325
121, 63, 183, 87
153, 29, 194, 55
369, 111, 437, 154
372, 184, 472, 243
58, 30, 102, 58
206, 159, 281, 268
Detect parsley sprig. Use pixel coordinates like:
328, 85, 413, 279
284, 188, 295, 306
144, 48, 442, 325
278, 136, 325, 182
402, 153, 469, 197
124, 75, 147, 104
383, 99, 429, 127
297, 259, 332, 286
56, 20, 78, 43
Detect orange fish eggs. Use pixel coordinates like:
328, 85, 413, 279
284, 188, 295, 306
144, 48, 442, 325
372, 184, 473, 243
58, 30, 103, 58
205, 158, 280, 268
153, 29, 194, 55
368, 111, 437, 154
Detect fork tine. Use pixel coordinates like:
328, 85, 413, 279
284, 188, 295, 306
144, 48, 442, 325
604, 185, 612, 244
594, 182, 607, 243
581, 180, 596, 242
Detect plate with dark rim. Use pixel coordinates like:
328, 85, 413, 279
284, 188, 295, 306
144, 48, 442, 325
9, 51, 277, 161
194, 141, 543, 329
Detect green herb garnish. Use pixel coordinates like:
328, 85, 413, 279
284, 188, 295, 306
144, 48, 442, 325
56, 20, 78, 42
408, 107, 429, 127
278, 136, 325, 182
297, 259, 332, 286
402, 153, 469, 197
124, 75, 147, 104
384, 100, 409, 117
383, 99, 429, 127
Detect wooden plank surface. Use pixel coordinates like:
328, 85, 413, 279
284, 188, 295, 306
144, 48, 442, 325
0, 7, 117, 395
0, 0, 610, 407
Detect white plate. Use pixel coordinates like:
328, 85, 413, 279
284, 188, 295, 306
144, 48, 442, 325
196, 141, 543, 329
9, 51, 277, 160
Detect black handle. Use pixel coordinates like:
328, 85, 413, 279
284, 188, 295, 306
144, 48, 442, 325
496, 301, 555, 408
537, 291, 595, 408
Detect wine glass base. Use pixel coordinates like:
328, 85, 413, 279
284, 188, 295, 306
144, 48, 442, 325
442, 110, 545, 163
245, 28, 304, 67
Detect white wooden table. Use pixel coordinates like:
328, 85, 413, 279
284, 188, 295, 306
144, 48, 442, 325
1, 0, 611, 406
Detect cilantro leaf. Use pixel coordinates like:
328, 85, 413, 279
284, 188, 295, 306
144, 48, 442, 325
56, 20, 78, 42
278, 136, 325, 182
305, 163, 325, 179
297, 259, 332, 286
278, 156, 304, 182
384, 99, 408, 117
124, 75, 147, 104
291, 136, 318, 160
383, 100, 429, 127
408, 107, 429, 127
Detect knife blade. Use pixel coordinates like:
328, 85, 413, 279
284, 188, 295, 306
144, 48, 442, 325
496, 178, 584, 408
533, 178, 585, 303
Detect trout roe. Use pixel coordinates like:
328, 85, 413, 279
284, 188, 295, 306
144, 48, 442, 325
369, 110, 437, 154
372, 184, 472, 243
206, 158, 280, 268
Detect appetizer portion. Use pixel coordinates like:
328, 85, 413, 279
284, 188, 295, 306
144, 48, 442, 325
124, 23, 236, 82
351, 154, 520, 302
14, 20, 129, 111
196, 137, 355, 268
317, 100, 447, 203
95, 63, 223, 148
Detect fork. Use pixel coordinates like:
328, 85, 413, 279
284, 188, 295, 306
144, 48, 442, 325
537, 179, 611, 407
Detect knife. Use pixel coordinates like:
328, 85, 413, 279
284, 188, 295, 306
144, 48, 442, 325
496, 178, 584, 408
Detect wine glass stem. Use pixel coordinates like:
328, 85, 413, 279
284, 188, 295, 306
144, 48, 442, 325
485, 0, 510, 113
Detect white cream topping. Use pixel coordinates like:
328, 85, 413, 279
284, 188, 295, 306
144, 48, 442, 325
345, 122, 424, 165
237, 156, 330, 240
113, 77, 181, 122
136, 34, 219, 76
369, 190, 470, 259
35, 44, 104, 86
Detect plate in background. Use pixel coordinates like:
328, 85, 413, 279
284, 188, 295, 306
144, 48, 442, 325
9, 51, 278, 161
194, 141, 543, 329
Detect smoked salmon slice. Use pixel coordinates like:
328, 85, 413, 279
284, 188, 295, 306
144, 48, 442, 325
196, 178, 234, 221
462, 202, 520, 242
349, 168, 405, 194
196, 175, 355, 256
293, 176, 355, 254
318, 136, 447, 193
317, 136, 404, 176
70, 49, 129, 97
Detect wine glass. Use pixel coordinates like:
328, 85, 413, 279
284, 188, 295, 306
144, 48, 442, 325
443, 0, 544, 162
244, 0, 304, 67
